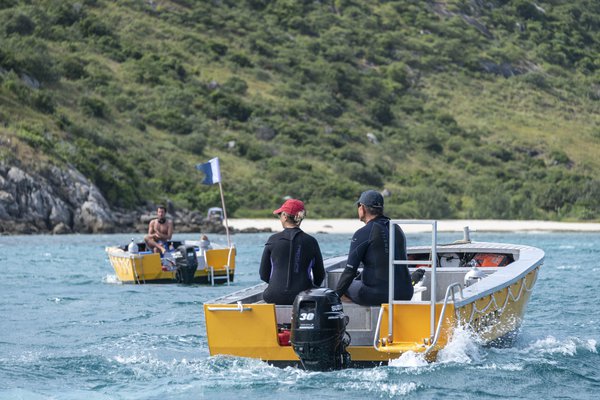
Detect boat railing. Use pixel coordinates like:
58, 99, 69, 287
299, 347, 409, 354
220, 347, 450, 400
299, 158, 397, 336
372, 281, 463, 352
388, 220, 438, 343
424, 282, 463, 354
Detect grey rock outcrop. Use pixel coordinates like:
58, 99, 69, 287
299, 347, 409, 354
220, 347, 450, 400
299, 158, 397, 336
0, 163, 116, 234
0, 162, 269, 235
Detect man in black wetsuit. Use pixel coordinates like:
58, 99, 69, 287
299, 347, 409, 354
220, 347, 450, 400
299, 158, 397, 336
259, 199, 325, 305
335, 190, 413, 306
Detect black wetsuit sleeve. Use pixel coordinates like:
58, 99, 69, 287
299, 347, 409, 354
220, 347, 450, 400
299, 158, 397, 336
312, 243, 325, 287
335, 267, 356, 297
259, 241, 272, 283
335, 229, 369, 297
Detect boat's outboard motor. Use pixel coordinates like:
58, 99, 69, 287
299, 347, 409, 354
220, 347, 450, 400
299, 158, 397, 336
173, 245, 198, 284
291, 288, 350, 371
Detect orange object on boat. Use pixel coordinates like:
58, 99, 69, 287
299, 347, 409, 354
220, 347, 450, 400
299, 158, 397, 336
472, 253, 511, 267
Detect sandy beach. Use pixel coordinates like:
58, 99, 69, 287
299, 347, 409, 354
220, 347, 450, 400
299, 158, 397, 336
229, 218, 600, 234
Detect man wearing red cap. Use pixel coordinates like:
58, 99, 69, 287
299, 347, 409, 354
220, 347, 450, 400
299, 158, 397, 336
259, 199, 325, 305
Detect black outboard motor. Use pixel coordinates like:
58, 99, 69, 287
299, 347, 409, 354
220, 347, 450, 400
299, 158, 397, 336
173, 245, 198, 284
291, 288, 350, 371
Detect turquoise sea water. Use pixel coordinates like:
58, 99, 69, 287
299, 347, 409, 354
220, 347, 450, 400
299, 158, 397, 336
1, 230, 599, 399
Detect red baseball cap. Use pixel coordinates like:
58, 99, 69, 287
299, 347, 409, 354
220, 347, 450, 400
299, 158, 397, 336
273, 199, 305, 216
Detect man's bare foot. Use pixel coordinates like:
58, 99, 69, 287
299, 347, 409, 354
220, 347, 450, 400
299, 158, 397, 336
340, 295, 353, 303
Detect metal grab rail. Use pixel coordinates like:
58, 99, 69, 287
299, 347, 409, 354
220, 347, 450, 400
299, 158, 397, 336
424, 282, 463, 354
373, 282, 463, 352
388, 220, 438, 343
373, 306, 385, 350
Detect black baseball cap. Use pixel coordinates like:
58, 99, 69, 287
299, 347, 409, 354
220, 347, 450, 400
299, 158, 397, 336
355, 190, 384, 209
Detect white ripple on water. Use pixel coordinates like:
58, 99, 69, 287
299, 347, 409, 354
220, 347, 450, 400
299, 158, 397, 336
556, 264, 582, 271
342, 379, 419, 397
388, 350, 429, 368
102, 274, 121, 284
333, 368, 420, 397
474, 362, 524, 371
111, 353, 284, 386
436, 325, 485, 365
3, 350, 43, 365
110, 352, 422, 397
387, 326, 484, 369
523, 336, 598, 356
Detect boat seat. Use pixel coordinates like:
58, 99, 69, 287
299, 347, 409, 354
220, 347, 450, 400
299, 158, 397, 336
204, 247, 236, 286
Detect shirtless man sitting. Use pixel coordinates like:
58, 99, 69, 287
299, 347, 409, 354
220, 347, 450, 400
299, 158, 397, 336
144, 205, 173, 254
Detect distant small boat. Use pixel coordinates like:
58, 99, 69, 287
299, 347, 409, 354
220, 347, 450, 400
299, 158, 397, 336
203, 220, 544, 370
106, 240, 235, 285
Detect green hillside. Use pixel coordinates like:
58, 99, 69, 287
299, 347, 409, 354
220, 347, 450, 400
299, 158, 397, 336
1, 0, 600, 220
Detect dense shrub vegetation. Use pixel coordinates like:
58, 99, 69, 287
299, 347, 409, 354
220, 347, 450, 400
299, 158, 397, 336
1, 0, 600, 220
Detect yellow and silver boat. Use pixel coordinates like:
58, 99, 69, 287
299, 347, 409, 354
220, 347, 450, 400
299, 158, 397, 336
204, 220, 544, 369
106, 240, 235, 285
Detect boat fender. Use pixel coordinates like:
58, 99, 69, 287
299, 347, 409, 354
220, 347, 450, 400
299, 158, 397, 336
128, 239, 139, 254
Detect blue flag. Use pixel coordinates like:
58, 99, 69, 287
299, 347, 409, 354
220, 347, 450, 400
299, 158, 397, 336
196, 157, 221, 185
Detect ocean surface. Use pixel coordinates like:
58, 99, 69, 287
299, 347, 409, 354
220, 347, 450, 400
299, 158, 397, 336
0, 230, 599, 399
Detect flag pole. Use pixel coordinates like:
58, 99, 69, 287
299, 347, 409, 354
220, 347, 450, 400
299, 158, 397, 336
217, 180, 231, 247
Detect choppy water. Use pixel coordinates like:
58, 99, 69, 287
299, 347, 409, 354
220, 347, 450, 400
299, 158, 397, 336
1, 231, 599, 399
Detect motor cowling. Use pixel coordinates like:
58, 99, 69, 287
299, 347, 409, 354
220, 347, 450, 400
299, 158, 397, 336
173, 245, 198, 284
291, 288, 350, 371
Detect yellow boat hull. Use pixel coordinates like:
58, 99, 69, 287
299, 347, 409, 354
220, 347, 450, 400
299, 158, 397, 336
203, 240, 543, 366
204, 302, 446, 365
106, 246, 235, 284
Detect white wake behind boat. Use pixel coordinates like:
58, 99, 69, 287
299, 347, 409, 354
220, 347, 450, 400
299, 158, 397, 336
203, 220, 544, 369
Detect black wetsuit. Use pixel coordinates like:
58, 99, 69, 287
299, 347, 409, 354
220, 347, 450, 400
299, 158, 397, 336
259, 227, 325, 305
335, 216, 413, 306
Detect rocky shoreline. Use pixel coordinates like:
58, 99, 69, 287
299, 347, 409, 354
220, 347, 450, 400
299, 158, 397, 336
0, 163, 271, 236
5, 163, 599, 236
